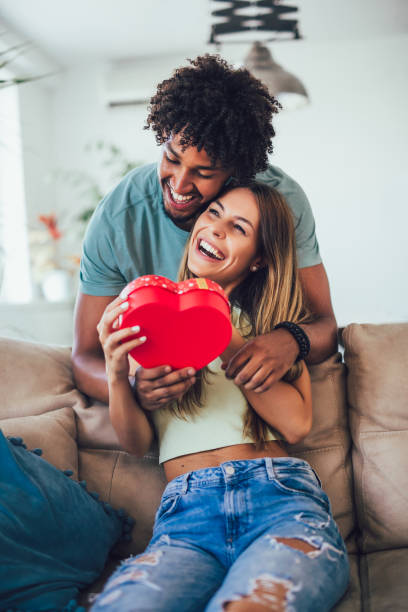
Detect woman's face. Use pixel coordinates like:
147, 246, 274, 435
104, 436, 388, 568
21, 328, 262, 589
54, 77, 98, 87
188, 187, 262, 295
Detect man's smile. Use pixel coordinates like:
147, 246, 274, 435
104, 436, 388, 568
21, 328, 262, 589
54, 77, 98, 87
165, 180, 201, 210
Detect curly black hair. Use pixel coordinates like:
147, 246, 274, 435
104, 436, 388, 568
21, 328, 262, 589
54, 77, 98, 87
145, 55, 281, 181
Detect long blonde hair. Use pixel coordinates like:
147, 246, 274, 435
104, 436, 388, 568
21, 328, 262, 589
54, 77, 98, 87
171, 181, 312, 447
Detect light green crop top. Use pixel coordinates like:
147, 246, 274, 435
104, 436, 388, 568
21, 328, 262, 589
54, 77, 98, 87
151, 311, 283, 464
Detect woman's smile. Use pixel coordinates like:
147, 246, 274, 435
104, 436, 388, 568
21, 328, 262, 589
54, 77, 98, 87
195, 237, 226, 261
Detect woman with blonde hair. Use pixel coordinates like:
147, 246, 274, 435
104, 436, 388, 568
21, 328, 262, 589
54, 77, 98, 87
92, 182, 349, 611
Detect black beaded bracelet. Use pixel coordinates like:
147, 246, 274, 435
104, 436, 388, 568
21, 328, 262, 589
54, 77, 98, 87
274, 321, 310, 362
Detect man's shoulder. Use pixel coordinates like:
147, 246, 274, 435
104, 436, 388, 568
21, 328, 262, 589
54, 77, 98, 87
100, 162, 161, 221
255, 163, 310, 215
125, 161, 159, 189
256, 163, 305, 194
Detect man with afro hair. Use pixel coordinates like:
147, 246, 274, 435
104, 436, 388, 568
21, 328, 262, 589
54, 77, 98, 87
73, 55, 337, 410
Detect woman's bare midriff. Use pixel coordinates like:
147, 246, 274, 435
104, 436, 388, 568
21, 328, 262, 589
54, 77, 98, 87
163, 440, 289, 481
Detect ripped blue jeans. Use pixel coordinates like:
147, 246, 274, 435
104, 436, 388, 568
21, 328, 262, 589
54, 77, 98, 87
91, 457, 349, 611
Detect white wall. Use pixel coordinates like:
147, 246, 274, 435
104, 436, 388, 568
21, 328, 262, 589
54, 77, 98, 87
266, 34, 408, 325
19, 34, 408, 326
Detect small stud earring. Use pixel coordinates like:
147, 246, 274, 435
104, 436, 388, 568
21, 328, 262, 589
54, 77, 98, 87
251, 265, 258, 272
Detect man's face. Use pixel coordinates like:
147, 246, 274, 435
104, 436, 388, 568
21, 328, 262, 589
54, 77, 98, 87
158, 133, 233, 230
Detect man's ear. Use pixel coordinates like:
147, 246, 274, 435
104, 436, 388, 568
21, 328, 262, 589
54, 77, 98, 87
224, 176, 239, 188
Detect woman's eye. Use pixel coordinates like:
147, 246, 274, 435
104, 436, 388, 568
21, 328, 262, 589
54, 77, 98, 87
234, 224, 246, 235
208, 207, 219, 216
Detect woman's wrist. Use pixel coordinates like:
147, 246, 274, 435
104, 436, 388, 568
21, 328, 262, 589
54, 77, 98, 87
108, 372, 132, 388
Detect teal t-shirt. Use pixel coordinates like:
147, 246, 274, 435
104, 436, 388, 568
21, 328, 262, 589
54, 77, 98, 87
79, 162, 321, 296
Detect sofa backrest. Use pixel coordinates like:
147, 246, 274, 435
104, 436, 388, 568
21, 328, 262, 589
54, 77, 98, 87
0, 338, 87, 417
343, 322, 408, 553
290, 352, 357, 553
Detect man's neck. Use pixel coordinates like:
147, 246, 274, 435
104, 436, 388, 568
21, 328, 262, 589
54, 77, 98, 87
172, 217, 195, 232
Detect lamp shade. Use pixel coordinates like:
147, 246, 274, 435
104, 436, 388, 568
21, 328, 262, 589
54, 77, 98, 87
243, 41, 308, 108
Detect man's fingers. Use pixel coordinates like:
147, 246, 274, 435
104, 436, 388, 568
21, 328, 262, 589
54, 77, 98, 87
137, 365, 195, 384
135, 365, 197, 412
147, 368, 196, 390
135, 365, 171, 380
237, 365, 270, 390
225, 352, 251, 380
252, 372, 280, 393
232, 360, 264, 387
243, 365, 276, 391
148, 378, 196, 403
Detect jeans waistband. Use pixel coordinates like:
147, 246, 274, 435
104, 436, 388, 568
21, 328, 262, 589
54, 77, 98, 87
163, 456, 315, 497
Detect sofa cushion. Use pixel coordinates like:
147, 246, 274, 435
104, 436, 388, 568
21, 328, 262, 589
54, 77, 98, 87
0, 406, 78, 477
289, 352, 356, 553
0, 337, 88, 418
0, 431, 130, 611
78, 448, 167, 556
360, 548, 408, 611
343, 323, 408, 553
75, 400, 121, 450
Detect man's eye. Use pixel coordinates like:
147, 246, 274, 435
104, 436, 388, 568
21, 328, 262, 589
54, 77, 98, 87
165, 154, 178, 164
197, 171, 215, 179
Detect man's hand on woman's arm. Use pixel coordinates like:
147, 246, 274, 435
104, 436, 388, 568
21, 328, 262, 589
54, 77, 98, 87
132, 365, 196, 411
223, 263, 337, 392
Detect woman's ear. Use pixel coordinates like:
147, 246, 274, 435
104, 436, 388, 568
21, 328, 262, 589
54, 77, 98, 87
250, 257, 265, 273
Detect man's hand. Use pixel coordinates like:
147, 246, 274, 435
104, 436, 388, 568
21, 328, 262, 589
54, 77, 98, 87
223, 328, 299, 392
133, 366, 196, 412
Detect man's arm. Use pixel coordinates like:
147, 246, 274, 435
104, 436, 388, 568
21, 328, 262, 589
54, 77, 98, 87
298, 263, 337, 363
72, 292, 118, 403
223, 263, 337, 391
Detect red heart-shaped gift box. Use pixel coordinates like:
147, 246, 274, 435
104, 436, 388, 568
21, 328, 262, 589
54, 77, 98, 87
118, 275, 231, 370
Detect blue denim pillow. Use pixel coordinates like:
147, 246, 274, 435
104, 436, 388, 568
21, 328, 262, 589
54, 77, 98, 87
0, 430, 133, 611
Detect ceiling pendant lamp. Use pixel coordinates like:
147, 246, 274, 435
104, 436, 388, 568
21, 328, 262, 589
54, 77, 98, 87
243, 41, 308, 110
209, 0, 308, 110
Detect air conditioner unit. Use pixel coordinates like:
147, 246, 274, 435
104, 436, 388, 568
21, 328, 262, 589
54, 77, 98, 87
102, 59, 154, 108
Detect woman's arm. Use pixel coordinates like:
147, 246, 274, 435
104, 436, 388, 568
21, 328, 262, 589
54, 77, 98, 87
221, 326, 312, 444
97, 300, 154, 457
108, 377, 154, 458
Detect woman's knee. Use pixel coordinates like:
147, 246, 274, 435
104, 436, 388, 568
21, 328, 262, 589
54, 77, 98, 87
222, 574, 291, 611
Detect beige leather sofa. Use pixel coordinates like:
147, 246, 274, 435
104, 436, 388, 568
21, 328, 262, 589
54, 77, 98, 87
0, 322, 407, 610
